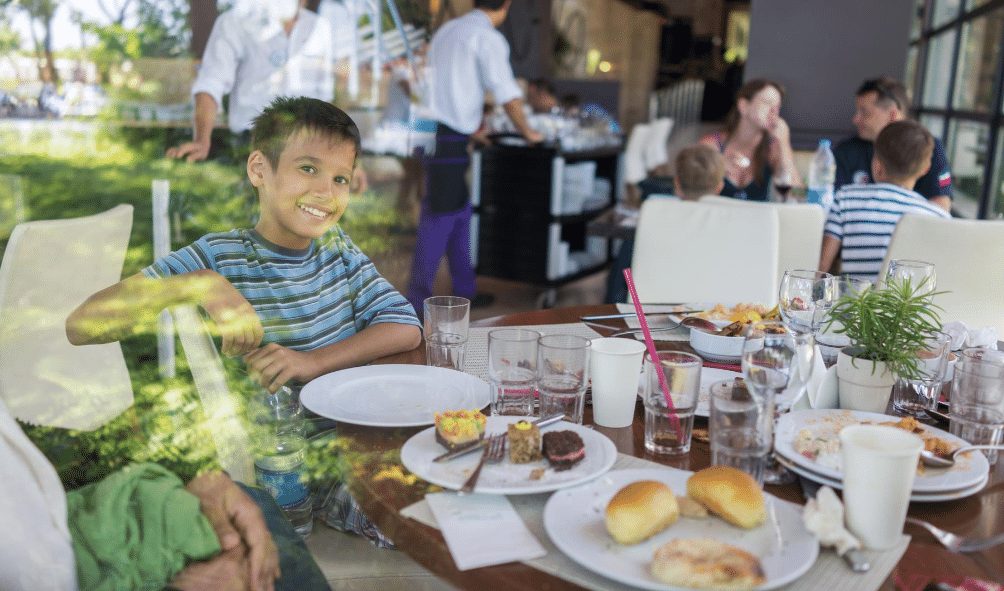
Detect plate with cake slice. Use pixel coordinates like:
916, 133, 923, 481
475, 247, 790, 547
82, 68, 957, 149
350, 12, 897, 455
401, 415, 618, 494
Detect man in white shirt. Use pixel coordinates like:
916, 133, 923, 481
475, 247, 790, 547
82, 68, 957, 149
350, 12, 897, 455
406, 0, 542, 315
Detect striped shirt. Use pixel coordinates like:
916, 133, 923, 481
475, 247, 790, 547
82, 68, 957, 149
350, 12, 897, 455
825, 183, 950, 282
142, 227, 419, 351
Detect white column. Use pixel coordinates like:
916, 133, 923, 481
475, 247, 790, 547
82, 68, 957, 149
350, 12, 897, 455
152, 179, 176, 378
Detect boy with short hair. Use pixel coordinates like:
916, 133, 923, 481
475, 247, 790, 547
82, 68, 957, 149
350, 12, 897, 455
819, 119, 950, 282
67, 96, 422, 389
673, 144, 726, 200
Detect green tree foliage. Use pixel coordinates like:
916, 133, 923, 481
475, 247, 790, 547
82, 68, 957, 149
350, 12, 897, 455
81, 0, 190, 83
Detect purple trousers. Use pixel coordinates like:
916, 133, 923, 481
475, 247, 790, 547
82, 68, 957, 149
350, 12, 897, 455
406, 202, 476, 316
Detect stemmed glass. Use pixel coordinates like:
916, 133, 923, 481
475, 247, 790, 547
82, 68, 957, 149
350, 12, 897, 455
816, 275, 872, 365
772, 170, 794, 203
742, 321, 797, 485
885, 259, 936, 295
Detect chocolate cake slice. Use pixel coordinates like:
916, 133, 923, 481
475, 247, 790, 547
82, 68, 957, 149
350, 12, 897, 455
542, 430, 585, 471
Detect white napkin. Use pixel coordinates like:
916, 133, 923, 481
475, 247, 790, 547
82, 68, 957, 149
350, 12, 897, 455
942, 321, 999, 351
791, 345, 832, 410
803, 486, 861, 556
425, 492, 547, 571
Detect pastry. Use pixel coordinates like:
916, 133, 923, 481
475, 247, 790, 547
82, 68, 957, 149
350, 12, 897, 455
676, 495, 709, 519
434, 410, 486, 451
686, 466, 766, 529
542, 430, 585, 471
650, 538, 765, 590
605, 481, 679, 545
507, 420, 541, 463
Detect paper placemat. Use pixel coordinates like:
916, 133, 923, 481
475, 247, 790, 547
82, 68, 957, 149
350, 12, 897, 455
614, 304, 691, 342
465, 324, 602, 382
403, 453, 909, 591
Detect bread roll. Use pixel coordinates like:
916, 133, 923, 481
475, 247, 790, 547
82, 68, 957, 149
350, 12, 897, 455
686, 466, 766, 529
605, 481, 679, 545
651, 538, 765, 590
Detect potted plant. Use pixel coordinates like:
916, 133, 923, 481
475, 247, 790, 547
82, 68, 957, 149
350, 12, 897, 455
824, 278, 943, 412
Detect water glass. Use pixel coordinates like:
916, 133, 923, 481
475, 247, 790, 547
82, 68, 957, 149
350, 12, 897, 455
487, 329, 541, 416
641, 351, 701, 455
817, 275, 871, 364
950, 348, 1004, 464
709, 379, 773, 486
424, 296, 470, 370
589, 337, 646, 428
892, 332, 952, 418
778, 269, 835, 335
885, 259, 936, 294
537, 334, 591, 424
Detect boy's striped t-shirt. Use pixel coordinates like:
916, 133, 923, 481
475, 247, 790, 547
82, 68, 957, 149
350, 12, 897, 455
824, 182, 950, 282
142, 227, 419, 351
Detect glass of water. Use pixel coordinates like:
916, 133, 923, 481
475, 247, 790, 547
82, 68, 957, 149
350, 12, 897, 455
487, 328, 541, 416
423, 296, 470, 371
950, 348, 1004, 464
892, 332, 952, 418
709, 378, 773, 486
641, 351, 702, 455
537, 334, 591, 423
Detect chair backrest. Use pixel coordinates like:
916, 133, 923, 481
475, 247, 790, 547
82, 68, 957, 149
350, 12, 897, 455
623, 122, 653, 185
171, 305, 254, 484
880, 214, 1004, 334
0, 205, 134, 430
643, 117, 674, 173
631, 200, 780, 305
699, 196, 825, 274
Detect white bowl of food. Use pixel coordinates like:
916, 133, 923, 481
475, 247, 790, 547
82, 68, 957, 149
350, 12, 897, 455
689, 328, 746, 363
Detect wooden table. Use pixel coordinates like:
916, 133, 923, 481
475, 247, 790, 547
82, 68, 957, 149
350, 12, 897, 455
336, 304, 1004, 590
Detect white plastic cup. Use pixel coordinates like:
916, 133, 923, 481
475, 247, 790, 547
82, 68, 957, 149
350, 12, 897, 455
840, 425, 923, 550
589, 337, 646, 427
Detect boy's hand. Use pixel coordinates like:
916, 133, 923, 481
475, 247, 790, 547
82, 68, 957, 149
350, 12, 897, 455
243, 343, 320, 393
199, 274, 264, 356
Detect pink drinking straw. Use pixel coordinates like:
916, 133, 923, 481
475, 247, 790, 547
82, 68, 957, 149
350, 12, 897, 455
622, 268, 683, 440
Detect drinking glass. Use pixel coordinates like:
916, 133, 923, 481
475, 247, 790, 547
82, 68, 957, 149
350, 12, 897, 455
709, 378, 773, 486
641, 351, 702, 455
892, 332, 952, 418
537, 334, 591, 424
950, 348, 1004, 464
778, 269, 836, 336
487, 329, 541, 416
885, 259, 936, 295
772, 170, 794, 203
423, 296, 470, 370
816, 275, 872, 365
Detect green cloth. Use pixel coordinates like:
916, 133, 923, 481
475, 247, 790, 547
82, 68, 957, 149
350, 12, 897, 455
67, 463, 221, 591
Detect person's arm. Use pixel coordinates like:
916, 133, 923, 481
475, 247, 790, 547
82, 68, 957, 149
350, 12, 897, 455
819, 235, 841, 274
166, 93, 218, 162
502, 98, 543, 144
770, 118, 803, 186
66, 270, 264, 357
243, 322, 422, 392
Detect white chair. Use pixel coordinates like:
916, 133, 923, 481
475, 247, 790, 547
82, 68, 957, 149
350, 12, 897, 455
880, 214, 1004, 334
631, 200, 780, 305
699, 196, 825, 275
623, 122, 653, 185
172, 305, 254, 484
0, 205, 134, 430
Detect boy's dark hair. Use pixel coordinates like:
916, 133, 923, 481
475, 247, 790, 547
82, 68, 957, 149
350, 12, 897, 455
529, 77, 555, 96
251, 96, 361, 169
675, 144, 726, 198
875, 120, 933, 180
474, 0, 510, 10
857, 77, 909, 113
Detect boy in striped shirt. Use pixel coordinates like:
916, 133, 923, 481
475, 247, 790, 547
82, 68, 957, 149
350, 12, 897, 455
819, 120, 950, 282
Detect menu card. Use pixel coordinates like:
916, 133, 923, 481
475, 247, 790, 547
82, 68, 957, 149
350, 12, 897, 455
425, 492, 547, 571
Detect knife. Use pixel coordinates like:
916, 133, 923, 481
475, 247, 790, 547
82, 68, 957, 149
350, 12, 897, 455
432, 413, 566, 463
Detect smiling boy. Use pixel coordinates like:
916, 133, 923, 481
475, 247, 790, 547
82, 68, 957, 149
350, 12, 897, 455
67, 97, 422, 391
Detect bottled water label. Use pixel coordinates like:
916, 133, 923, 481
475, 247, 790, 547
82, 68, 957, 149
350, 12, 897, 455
255, 440, 309, 508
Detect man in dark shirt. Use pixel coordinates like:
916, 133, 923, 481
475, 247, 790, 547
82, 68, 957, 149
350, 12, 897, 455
834, 77, 952, 212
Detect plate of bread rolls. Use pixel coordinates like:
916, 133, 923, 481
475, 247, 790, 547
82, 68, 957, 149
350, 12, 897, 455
543, 466, 817, 590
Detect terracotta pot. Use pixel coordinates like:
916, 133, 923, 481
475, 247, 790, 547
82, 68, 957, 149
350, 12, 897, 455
837, 348, 896, 413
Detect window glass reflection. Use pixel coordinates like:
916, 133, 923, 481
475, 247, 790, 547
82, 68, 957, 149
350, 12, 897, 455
920, 114, 946, 141
906, 46, 919, 100
991, 130, 1004, 219
922, 31, 957, 108
911, 0, 927, 39
946, 120, 989, 218
932, 0, 962, 27
952, 8, 1004, 112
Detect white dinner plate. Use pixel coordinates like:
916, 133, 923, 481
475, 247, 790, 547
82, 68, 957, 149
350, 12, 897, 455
774, 454, 989, 503
401, 416, 617, 495
696, 367, 744, 417
543, 468, 818, 591
300, 365, 490, 427
775, 409, 990, 493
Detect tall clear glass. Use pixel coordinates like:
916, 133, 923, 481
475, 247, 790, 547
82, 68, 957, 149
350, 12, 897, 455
709, 378, 773, 486
537, 334, 590, 424
950, 348, 1004, 464
817, 275, 872, 365
424, 296, 470, 371
487, 329, 541, 416
641, 351, 702, 455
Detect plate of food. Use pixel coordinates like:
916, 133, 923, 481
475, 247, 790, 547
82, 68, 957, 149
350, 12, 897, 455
401, 414, 617, 495
775, 409, 990, 493
300, 365, 490, 427
673, 303, 777, 329
543, 466, 818, 590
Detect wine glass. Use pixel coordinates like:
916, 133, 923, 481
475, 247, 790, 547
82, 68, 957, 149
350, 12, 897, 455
742, 320, 801, 485
778, 269, 836, 336
773, 170, 793, 203
885, 259, 936, 295
816, 275, 872, 365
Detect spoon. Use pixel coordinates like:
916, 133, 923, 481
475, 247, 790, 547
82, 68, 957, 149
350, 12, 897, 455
679, 316, 720, 333
919, 444, 1004, 468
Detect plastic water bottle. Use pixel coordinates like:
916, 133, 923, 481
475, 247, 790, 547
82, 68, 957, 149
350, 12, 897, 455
807, 139, 836, 212
253, 385, 314, 538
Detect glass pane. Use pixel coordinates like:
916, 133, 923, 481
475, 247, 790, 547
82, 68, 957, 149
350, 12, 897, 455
922, 30, 957, 108
932, 0, 962, 27
991, 128, 1004, 219
911, 0, 927, 38
905, 46, 920, 100
952, 8, 1004, 112
966, 0, 992, 10
946, 119, 989, 218
920, 114, 946, 140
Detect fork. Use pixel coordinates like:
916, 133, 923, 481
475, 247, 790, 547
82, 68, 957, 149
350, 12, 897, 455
906, 517, 1004, 553
459, 434, 506, 493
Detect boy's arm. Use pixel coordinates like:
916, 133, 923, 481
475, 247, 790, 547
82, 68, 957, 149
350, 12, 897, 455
819, 235, 841, 274
66, 270, 264, 356
243, 322, 422, 393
